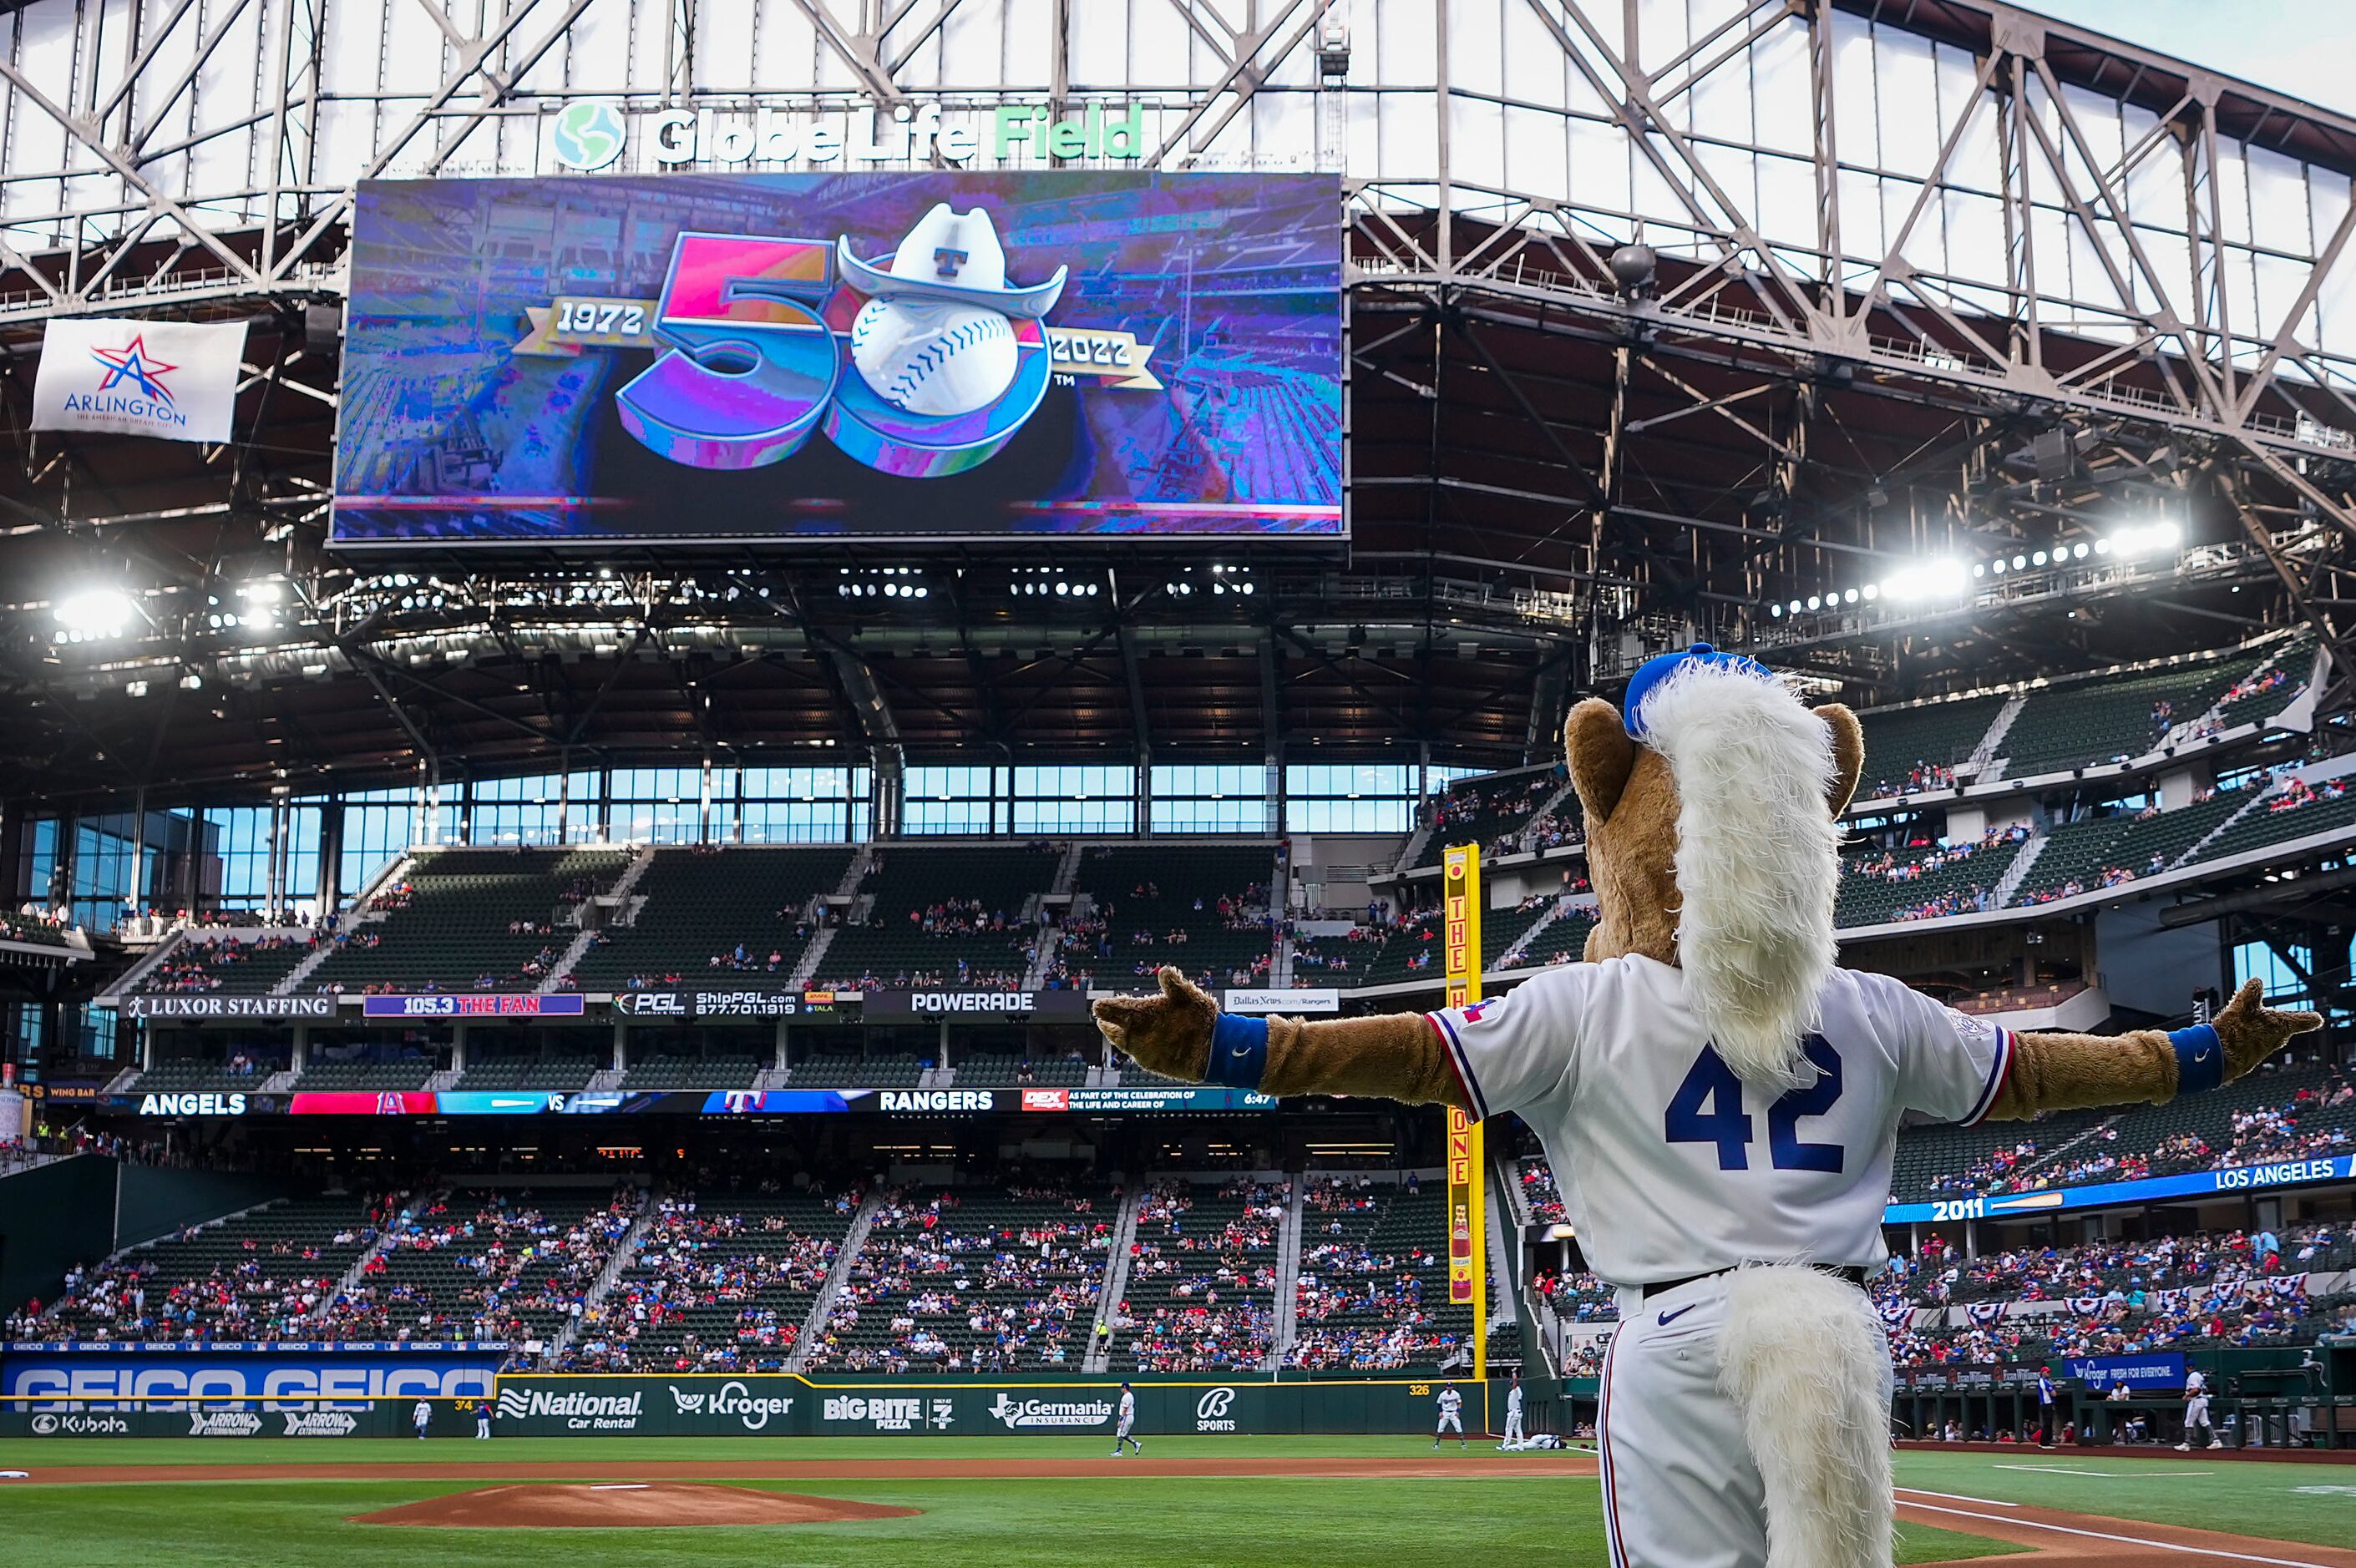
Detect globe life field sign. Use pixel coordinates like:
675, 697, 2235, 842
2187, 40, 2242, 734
332, 171, 1342, 547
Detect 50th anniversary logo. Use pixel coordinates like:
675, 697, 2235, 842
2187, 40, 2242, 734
514, 202, 1159, 478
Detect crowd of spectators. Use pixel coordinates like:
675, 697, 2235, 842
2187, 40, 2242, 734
3, 904, 79, 944
8, 1194, 398, 1343
142, 933, 316, 993
314, 1186, 641, 1348
803, 1181, 1110, 1373
1284, 1175, 1459, 1371
1879, 1221, 2355, 1368
1119, 1177, 1284, 1373
561, 1185, 856, 1372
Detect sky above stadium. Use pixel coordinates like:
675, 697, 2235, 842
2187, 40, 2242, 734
2025, 1, 2356, 116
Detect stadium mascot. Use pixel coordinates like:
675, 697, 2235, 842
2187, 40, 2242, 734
1094, 645, 2319, 1568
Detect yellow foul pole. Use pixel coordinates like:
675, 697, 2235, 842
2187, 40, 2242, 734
1441, 843, 1487, 1386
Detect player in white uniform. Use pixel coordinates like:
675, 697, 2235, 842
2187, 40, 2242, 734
412, 1397, 432, 1439
1433, 1383, 1466, 1448
2177, 1368, 2219, 1449
474, 1399, 491, 1440
1111, 1382, 1142, 1456
1427, 954, 2018, 1566
1500, 1372, 1526, 1449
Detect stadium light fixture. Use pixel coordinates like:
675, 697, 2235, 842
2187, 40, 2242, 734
2110, 520, 2182, 559
1878, 560, 1968, 603
54, 588, 137, 640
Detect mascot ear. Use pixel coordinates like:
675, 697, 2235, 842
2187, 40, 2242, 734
1816, 702, 1866, 816
1564, 698, 1638, 825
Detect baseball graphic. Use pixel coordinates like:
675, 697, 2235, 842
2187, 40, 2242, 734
849, 298, 1017, 419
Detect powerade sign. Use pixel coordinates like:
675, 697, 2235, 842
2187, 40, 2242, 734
2062, 1353, 2186, 1388
1882, 1151, 2356, 1225
2, 1348, 502, 1409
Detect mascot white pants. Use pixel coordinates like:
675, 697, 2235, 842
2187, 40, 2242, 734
1599, 1270, 1893, 1568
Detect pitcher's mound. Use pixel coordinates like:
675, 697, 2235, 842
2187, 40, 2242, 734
354, 1481, 920, 1529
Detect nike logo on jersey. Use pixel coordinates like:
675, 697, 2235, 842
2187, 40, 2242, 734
1656, 1304, 1696, 1326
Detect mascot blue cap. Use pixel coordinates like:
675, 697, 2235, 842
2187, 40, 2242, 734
1621, 643, 1776, 741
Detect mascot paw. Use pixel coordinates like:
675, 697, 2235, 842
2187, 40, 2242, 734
2212, 976, 2323, 1079
1091, 967, 1219, 1083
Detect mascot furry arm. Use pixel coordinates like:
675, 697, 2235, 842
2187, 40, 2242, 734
1092, 701, 2318, 1119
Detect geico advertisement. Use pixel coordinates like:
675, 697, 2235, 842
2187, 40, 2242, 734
3, 1356, 497, 1409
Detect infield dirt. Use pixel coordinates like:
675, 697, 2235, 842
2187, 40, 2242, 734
352, 1481, 920, 1528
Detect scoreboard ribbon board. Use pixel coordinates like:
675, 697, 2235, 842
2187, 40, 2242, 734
1441, 842, 1487, 1383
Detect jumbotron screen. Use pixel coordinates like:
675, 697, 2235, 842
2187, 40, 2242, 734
330, 172, 1343, 545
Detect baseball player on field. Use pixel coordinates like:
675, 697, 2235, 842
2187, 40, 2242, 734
474, 1399, 492, 1440
412, 1397, 431, 1439
1501, 1371, 1526, 1449
1111, 1381, 1142, 1456
1433, 1382, 1466, 1449
1095, 645, 2319, 1568
2177, 1367, 2221, 1450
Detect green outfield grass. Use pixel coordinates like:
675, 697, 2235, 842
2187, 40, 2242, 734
0, 1434, 2026, 1565
1894, 1448, 2356, 1552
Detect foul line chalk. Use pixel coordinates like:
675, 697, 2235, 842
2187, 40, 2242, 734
1899, 1498, 2339, 1566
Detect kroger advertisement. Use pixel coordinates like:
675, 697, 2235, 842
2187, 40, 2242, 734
2, 1343, 504, 1410
332, 173, 1342, 545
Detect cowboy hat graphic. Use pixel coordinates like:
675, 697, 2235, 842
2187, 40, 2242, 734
835, 202, 1067, 319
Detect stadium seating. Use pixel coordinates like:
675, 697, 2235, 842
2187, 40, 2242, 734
566, 847, 852, 992
1998, 650, 2268, 778
1854, 696, 2004, 798
621, 1050, 767, 1090
138, 933, 319, 997
126, 1055, 283, 1093
814, 846, 1057, 990
324, 1185, 641, 1348
305, 847, 633, 994
2009, 792, 2249, 904
1064, 844, 1277, 990
2208, 636, 2312, 731
2181, 775, 2356, 866
290, 1053, 438, 1091
0, 911, 75, 948
1420, 771, 1563, 862
1888, 1111, 2118, 1201
954, 1052, 1092, 1087
1114, 1177, 1284, 1373
791, 1043, 925, 1087
1288, 1175, 1467, 1370
805, 1180, 1113, 1373
23, 1194, 385, 1342
566, 1186, 860, 1372
1837, 832, 2026, 927
452, 1050, 605, 1091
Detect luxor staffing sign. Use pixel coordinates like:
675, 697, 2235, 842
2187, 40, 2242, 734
1442, 843, 1487, 1383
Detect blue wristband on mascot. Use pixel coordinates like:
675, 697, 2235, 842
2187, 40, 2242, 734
1205, 1012, 1270, 1090
1623, 643, 1778, 740
2166, 1024, 2224, 1095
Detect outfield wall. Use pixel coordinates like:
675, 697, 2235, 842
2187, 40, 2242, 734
0, 1371, 1540, 1439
